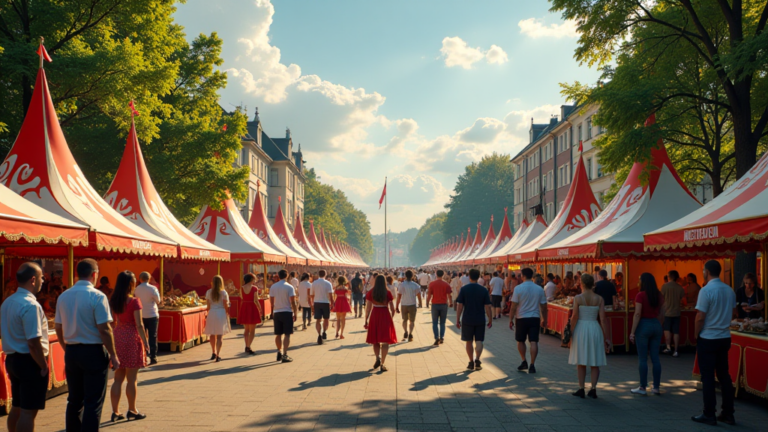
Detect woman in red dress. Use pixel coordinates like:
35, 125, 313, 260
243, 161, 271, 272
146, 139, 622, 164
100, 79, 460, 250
109, 271, 149, 422
332, 276, 352, 339
364, 275, 398, 371
238, 273, 264, 355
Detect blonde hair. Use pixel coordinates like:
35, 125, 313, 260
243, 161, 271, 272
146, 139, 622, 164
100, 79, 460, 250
210, 275, 225, 302
337, 276, 348, 287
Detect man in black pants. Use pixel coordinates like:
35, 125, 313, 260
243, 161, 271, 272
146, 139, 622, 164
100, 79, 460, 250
456, 269, 492, 371
55, 258, 120, 431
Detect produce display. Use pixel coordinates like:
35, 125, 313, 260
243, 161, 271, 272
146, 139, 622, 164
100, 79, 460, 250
550, 297, 574, 307
161, 291, 206, 310
731, 318, 767, 334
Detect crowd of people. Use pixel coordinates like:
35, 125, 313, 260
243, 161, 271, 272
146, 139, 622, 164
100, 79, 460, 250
0, 259, 758, 430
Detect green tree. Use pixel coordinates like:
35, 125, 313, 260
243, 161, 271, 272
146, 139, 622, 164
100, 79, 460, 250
333, 189, 374, 263
409, 212, 447, 266
442, 153, 515, 240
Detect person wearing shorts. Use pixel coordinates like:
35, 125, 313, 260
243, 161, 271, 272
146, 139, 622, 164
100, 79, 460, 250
661, 270, 685, 357
310, 270, 334, 345
418, 270, 430, 308
397, 270, 421, 341
269, 270, 297, 363
508, 267, 548, 374
456, 269, 492, 371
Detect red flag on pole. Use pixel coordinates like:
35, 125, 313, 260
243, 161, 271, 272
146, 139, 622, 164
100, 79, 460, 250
129, 100, 140, 117
378, 179, 387, 209
578, 140, 583, 152
222, 124, 228, 131
37, 40, 52, 63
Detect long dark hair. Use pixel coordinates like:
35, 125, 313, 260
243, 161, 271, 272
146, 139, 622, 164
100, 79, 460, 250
372, 275, 388, 303
639, 272, 660, 308
109, 271, 136, 315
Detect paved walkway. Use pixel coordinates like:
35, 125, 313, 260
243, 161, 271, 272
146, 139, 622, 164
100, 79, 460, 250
35, 307, 767, 431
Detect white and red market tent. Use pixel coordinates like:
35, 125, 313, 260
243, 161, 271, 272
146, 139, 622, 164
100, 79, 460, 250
190, 198, 285, 263
505, 215, 549, 262
271, 204, 323, 266
105, 117, 229, 261
437, 233, 465, 266
476, 214, 519, 264
462, 217, 496, 265
293, 214, 331, 266
247, 192, 305, 265
512, 152, 602, 262
449, 228, 476, 265
544, 118, 701, 261
454, 223, 483, 265
644, 148, 768, 257
0, 65, 176, 258
307, 220, 337, 265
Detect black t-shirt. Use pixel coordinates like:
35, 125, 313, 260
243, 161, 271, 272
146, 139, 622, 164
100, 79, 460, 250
456, 283, 491, 325
735, 286, 765, 319
350, 277, 363, 294
594, 280, 617, 306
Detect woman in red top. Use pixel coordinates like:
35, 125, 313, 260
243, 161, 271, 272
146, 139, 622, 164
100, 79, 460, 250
108, 271, 150, 422
364, 275, 398, 371
629, 273, 665, 395
332, 276, 352, 339
238, 273, 264, 355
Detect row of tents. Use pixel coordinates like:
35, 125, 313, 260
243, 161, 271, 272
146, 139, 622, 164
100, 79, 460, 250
0, 48, 366, 269
424, 115, 768, 268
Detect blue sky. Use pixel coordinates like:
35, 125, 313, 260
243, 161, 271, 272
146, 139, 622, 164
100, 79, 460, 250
174, 0, 600, 234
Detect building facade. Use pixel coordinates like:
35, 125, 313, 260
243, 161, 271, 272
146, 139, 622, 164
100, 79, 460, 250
232, 108, 306, 229
511, 104, 613, 229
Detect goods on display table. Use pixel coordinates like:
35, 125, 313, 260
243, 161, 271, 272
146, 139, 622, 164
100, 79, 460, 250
692, 329, 768, 399
157, 304, 208, 352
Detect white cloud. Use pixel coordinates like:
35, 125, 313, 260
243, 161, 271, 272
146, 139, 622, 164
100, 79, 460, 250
503, 104, 561, 132
456, 118, 506, 143
518, 18, 578, 39
440, 37, 508, 69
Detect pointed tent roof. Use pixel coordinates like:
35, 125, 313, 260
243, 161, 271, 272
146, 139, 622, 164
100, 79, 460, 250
476, 212, 515, 264
438, 234, 462, 265
506, 215, 549, 262
513, 153, 602, 261
447, 228, 472, 264
543, 114, 701, 260
272, 201, 322, 266
189, 198, 285, 263
466, 216, 497, 264
0, 67, 176, 257
307, 220, 336, 265
105, 118, 229, 261
292, 212, 330, 265
455, 224, 483, 264
247, 192, 305, 265
644, 147, 768, 256
321, 229, 345, 266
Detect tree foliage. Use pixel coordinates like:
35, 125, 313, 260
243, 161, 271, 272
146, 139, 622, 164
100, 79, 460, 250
303, 168, 373, 263
442, 153, 515, 241
409, 212, 447, 267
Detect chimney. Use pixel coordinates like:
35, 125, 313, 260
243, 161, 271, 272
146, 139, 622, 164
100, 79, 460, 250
286, 127, 291, 139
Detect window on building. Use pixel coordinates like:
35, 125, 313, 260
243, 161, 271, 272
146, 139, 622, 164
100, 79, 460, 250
597, 162, 603, 178
546, 202, 553, 223
241, 148, 248, 167
578, 124, 583, 142
587, 158, 593, 180
269, 168, 278, 186
587, 118, 593, 139
547, 170, 553, 191
249, 187, 257, 209
269, 204, 274, 218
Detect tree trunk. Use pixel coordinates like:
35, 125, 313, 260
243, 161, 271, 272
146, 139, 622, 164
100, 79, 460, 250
22, 74, 33, 117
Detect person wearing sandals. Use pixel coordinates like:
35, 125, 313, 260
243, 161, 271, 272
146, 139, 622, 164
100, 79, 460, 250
364, 275, 398, 372
568, 274, 610, 399
239, 273, 264, 355
629, 273, 665, 395
109, 271, 149, 422
204, 276, 231, 362
332, 276, 352, 339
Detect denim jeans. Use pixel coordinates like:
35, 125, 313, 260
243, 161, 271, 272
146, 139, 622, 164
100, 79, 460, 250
431, 304, 448, 339
143, 316, 159, 360
636, 318, 663, 389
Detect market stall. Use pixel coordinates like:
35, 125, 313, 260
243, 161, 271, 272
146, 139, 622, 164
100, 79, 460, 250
473, 211, 513, 266
157, 304, 208, 352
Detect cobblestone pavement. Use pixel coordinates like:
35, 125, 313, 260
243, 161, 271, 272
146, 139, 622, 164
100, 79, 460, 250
35, 307, 767, 431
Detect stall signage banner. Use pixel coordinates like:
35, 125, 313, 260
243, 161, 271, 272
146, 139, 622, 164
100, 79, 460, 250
557, 248, 569, 256
683, 226, 719, 242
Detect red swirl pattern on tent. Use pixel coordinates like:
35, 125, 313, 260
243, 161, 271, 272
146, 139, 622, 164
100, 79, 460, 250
0, 67, 176, 257
247, 192, 305, 265
104, 117, 229, 261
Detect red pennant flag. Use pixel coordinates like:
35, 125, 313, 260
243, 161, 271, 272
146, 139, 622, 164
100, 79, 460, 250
128, 100, 140, 117
378, 179, 387, 209
222, 124, 228, 131
578, 140, 583, 152
37, 41, 52, 63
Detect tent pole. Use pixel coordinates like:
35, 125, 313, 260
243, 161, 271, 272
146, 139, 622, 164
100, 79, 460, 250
763, 243, 768, 320
159, 257, 164, 298
240, 261, 244, 286
68, 244, 74, 287
1, 251, 4, 294
217, 260, 221, 275
624, 258, 629, 352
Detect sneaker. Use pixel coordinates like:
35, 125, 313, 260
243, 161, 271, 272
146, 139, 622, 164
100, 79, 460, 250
317, 335, 323, 345
691, 414, 717, 426
716, 413, 736, 425
517, 361, 528, 371
467, 361, 475, 371
631, 387, 647, 395
322, 331, 327, 340
474, 360, 482, 370
281, 354, 293, 363
408, 334, 414, 342
528, 364, 536, 374
572, 388, 585, 398
276, 352, 282, 362
652, 388, 661, 395
403, 331, 408, 340
672, 352, 679, 358
433, 339, 440, 346
587, 389, 597, 399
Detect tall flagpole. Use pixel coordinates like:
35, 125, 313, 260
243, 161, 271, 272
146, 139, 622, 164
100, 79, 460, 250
384, 176, 388, 268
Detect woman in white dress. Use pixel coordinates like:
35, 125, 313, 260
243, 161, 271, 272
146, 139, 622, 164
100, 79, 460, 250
568, 273, 610, 398
204, 275, 231, 362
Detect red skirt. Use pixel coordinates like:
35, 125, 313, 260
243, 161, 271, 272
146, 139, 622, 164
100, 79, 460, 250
366, 306, 398, 344
333, 297, 352, 313
114, 324, 147, 369
238, 301, 262, 325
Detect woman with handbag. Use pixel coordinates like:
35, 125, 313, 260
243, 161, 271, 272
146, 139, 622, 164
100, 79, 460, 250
568, 273, 610, 398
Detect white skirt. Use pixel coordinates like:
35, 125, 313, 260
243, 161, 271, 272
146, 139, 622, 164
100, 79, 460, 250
568, 320, 607, 367
204, 308, 231, 336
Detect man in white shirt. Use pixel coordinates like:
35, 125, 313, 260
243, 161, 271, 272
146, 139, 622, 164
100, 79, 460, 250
489, 271, 506, 319
270, 269, 298, 363
55, 258, 118, 431
508, 267, 548, 374
692, 260, 737, 425
298, 273, 313, 330
1, 262, 49, 432
134, 271, 161, 365
396, 270, 421, 342
543, 273, 558, 302
460, 272, 471, 287
289, 271, 299, 290
310, 269, 334, 345
417, 270, 430, 308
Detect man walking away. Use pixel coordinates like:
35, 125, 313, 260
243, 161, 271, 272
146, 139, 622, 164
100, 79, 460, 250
509, 267, 548, 374
417, 270, 430, 308
489, 272, 504, 319
310, 269, 334, 345
661, 270, 685, 357
55, 258, 119, 431
298, 273, 312, 330
691, 260, 736, 426
350, 272, 364, 318
289, 271, 299, 291
456, 269, 492, 371
450, 272, 462, 311
396, 270, 420, 341
134, 272, 161, 365
270, 269, 298, 363
594, 270, 618, 307
427, 270, 453, 346
2, 263, 49, 432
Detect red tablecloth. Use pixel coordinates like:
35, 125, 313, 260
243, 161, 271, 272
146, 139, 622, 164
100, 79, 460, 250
693, 331, 768, 398
259, 298, 272, 319
0, 331, 67, 414
229, 296, 241, 321
158, 306, 208, 352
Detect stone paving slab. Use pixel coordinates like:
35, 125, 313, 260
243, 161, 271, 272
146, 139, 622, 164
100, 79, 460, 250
33, 307, 768, 431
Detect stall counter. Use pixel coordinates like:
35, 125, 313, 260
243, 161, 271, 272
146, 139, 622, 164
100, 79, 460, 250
693, 331, 768, 398
158, 306, 209, 352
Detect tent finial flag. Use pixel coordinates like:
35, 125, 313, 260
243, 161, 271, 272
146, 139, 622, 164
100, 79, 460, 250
578, 140, 583, 153
37, 37, 52, 68
128, 100, 140, 117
